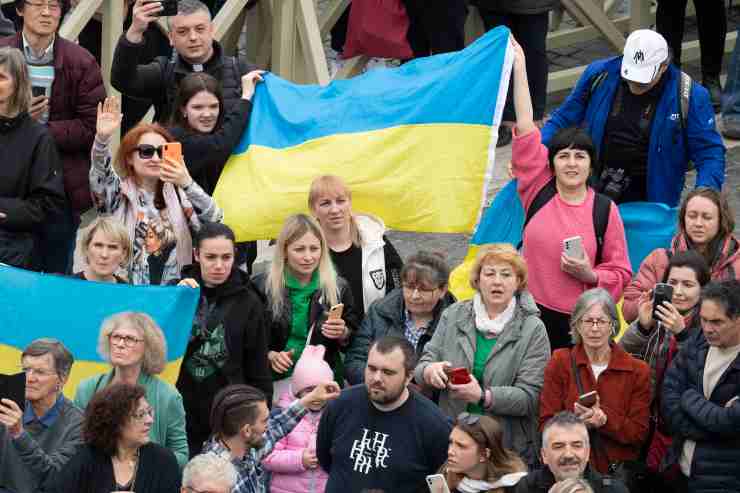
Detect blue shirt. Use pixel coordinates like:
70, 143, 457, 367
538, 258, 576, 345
403, 310, 428, 351
23, 394, 64, 428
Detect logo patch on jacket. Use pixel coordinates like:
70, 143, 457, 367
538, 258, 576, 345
370, 269, 385, 290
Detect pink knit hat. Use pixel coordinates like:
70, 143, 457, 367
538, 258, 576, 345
290, 345, 334, 396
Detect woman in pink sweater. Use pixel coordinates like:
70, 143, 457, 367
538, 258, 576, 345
262, 345, 331, 493
509, 38, 632, 350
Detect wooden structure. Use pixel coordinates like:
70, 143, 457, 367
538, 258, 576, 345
2, 0, 735, 94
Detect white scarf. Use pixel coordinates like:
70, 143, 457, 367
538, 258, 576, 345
457, 478, 497, 493
473, 293, 516, 336
457, 472, 528, 492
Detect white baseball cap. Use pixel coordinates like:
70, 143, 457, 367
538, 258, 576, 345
621, 29, 669, 84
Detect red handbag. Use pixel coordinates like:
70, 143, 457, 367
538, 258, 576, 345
342, 0, 414, 60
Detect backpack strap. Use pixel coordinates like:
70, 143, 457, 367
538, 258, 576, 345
585, 70, 609, 104
592, 192, 612, 265
677, 71, 691, 131
517, 178, 558, 251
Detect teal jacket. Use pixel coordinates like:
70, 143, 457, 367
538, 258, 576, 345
74, 370, 189, 467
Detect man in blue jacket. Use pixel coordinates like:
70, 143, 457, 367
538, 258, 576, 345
542, 29, 725, 207
662, 280, 740, 493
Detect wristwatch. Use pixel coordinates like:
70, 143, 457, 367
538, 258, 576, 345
478, 390, 487, 409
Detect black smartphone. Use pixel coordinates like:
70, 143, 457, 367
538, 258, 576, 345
31, 86, 46, 98
652, 283, 674, 319
145, 0, 178, 16
0, 372, 26, 411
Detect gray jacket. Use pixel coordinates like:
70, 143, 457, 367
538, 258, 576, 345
0, 396, 84, 493
0, 9, 13, 37
414, 291, 550, 466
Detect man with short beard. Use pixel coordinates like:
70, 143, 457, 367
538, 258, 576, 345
317, 336, 451, 493
514, 412, 628, 493
201, 382, 340, 493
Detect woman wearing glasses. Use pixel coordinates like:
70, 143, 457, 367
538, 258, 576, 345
52, 383, 181, 493
90, 96, 223, 285
0, 339, 82, 493
539, 288, 651, 474
344, 250, 455, 386
435, 413, 527, 493
74, 312, 189, 467
415, 244, 550, 468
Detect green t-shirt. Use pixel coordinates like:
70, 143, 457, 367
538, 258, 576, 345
467, 331, 498, 414
277, 271, 319, 379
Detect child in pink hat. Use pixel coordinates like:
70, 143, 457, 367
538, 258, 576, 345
262, 345, 334, 493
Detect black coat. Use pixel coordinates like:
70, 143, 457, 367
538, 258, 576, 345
111, 36, 256, 123
661, 330, 740, 492
47, 442, 180, 493
168, 97, 253, 195
252, 272, 360, 372
344, 287, 456, 385
472, 0, 559, 15
513, 466, 629, 493
0, 112, 65, 269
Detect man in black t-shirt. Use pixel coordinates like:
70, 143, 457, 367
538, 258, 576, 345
317, 336, 451, 493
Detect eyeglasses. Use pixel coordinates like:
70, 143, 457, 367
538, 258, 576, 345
402, 283, 439, 296
580, 318, 612, 329
131, 407, 154, 421
109, 333, 144, 348
24, 0, 61, 11
457, 412, 481, 426
20, 366, 56, 378
135, 144, 164, 160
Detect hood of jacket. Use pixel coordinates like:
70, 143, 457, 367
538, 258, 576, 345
670, 232, 740, 275
354, 213, 386, 249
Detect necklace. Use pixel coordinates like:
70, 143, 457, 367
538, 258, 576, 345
113, 448, 140, 491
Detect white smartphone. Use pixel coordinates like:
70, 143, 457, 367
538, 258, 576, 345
563, 235, 584, 259
426, 474, 451, 493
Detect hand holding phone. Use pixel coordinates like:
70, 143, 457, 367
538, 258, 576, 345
578, 390, 598, 408
652, 283, 674, 320
445, 367, 472, 385
328, 303, 344, 320
563, 236, 584, 259
426, 474, 451, 493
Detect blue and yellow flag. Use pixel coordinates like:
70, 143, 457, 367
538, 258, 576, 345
214, 27, 513, 241
0, 265, 199, 397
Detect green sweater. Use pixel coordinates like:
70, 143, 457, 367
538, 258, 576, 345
74, 370, 189, 467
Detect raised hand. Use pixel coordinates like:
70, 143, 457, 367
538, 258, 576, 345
241, 70, 266, 101
96, 96, 123, 142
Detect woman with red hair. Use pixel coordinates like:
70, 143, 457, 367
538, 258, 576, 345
89, 96, 223, 285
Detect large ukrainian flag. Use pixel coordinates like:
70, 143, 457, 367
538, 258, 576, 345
0, 265, 199, 398
214, 27, 513, 241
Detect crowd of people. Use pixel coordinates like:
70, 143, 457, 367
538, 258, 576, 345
1, 0, 740, 492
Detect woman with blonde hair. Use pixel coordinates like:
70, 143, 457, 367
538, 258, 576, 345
73, 311, 189, 467
90, 96, 223, 285
73, 215, 130, 283
308, 175, 403, 314
253, 213, 359, 395
416, 243, 550, 468
0, 46, 65, 269
438, 413, 527, 493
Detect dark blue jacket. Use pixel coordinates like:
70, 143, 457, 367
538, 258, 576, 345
661, 330, 740, 492
541, 57, 725, 207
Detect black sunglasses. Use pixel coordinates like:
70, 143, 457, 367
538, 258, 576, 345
135, 144, 164, 159
457, 412, 481, 426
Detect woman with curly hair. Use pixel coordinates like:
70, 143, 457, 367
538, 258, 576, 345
50, 383, 180, 493
74, 312, 188, 466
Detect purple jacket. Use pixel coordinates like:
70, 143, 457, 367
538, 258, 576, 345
0, 33, 105, 213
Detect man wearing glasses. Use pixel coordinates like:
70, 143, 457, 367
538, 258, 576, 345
0, 339, 83, 493
0, 0, 105, 275
541, 29, 724, 207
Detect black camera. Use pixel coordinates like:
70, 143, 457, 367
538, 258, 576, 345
598, 167, 631, 202
145, 0, 178, 17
